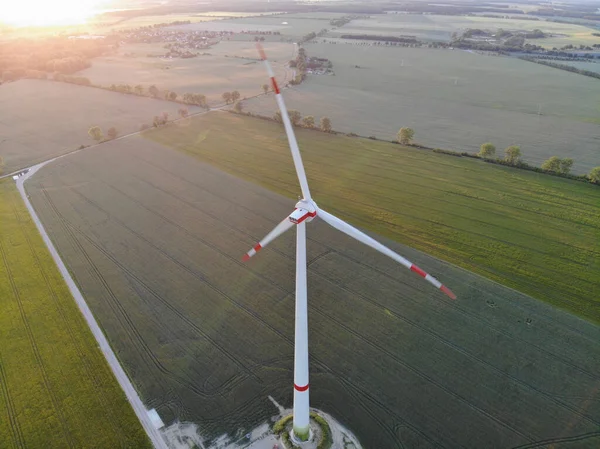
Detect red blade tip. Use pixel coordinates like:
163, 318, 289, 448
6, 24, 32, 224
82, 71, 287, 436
256, 43, 267, 60
242, 254, 251, 262
440, 285, 456, 300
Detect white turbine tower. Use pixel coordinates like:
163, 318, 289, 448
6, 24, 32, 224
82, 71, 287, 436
243, 44, 456, 442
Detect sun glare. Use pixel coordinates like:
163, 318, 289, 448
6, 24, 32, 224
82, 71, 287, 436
1, 0, 107, 27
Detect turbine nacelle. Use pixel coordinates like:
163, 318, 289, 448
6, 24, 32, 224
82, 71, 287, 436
289, 199, 317, 224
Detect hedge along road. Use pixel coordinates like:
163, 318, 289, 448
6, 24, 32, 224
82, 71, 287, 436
13, 161, 169, 449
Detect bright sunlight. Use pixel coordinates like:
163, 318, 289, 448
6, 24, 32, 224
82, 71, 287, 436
1, 0, 107, 27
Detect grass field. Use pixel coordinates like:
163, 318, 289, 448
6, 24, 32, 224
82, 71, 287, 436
25, 135, 600, 448
0, 179, 150, 448
244, 43, 600, 174
0, 79, 201, 173
76, 42, 291, 105
329, 13, 600, 48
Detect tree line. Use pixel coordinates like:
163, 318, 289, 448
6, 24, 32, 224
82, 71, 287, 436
519, 57, 600, 81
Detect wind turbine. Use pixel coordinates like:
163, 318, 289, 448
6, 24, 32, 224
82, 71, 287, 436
243, 44, 456, 442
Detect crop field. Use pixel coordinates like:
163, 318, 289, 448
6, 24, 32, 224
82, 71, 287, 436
329, 13, 600, 47
76, 42, 291, 104
0, 179, 150, 448
244, 43, 600, 174
25, 133, 600, 448
0, 79, 200, 173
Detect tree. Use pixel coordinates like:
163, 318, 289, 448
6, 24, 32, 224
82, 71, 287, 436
560, 158, 574, 175
149, 85, 159, 98
169, 91, 178, 101
153, 116, 161, 127
504, 145, 521, 164
164, 90, 171, 100
233, 101, 243, 113
274, 111, 282, 123
222, 92, 232, 104
0, 155, 4, 175
289, 110, 301, 126
134, 84, 144, 95
161, 112, 169, 123
589, 167, 600, 184
302, 116, 315, 128
88, 126, 103, 142
478, 142, 496, 159
541, 156, 561, 173
231, 90, 241, 102
397, 127, 414, 145
262, 83, 269, 94
320, 117, 332, 132
107, 127, 118, 140
178, 107, 189, 118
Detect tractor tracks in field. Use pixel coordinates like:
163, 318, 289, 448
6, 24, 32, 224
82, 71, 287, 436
8, 196, 125, 441
0, 239, 76, 448
510, 430, 600, 449
41, 186, 248, 399
0, 352, 26, 448
37, 172, 419, 445
130, 156, 600, 378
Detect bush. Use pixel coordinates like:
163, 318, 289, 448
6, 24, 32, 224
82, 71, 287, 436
368, 135, 377, 140
347, 132, 358, 137
273, 415, 293, 434
310, 413, 332, 449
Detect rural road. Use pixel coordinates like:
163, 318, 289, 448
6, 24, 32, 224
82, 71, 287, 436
15, 162, 169, 449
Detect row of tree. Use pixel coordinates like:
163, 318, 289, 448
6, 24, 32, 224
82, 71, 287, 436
271, 109, 332, 132
395, 129, 600, 182
221, 91, 241, 104
88, 126, 119, 142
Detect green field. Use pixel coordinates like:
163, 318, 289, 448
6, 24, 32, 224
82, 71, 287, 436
0, 179, 150, 448
0, 79, 201, 173
146, 112, 600, 324
76, 42, 292, 105
245, 43, 600, 174
24, 133, 600, 448
329, 13, 600, 47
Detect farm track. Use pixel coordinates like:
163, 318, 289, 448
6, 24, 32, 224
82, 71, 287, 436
128, 154, 599, 349
0, 238, 76, 448
0, 352, 26, 449
41, 187, 250, 399
8, 197, 126, 442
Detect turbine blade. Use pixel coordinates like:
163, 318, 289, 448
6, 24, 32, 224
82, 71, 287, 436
317, 208, 456, 299
242, 214, 295, 261
257, 43, 312, 201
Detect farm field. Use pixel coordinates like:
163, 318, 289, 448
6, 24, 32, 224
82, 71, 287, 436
0, 79, 201, 173
24, 134, 600, 448
244, 43, 600, 174
76, 42, 291, 105
330, 13, 600, 47
146, 112, 600, 324
0, 179, 150, 448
